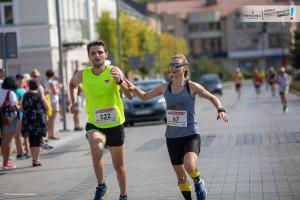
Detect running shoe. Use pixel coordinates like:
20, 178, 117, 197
3, 162, 17, 169
283, 107, 289, 113
194, 178, 207, 200
119, 196, 128, 200
74, 127, 84, 131
32, 160, 42, 167
94, 184, 108, 200
16, 154, 26, 160
24, 153, 31, 159
41, 143, 54, 150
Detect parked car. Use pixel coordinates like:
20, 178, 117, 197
123, 79, 167, 126
198, 73, 223, 95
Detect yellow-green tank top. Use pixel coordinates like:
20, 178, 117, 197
82, 66, 125, 128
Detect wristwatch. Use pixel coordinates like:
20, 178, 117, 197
117, 79, 123, 85
217, 108, 226, 113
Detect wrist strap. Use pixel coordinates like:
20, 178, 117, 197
217, 108, 225, 113
117, 79, 123, 85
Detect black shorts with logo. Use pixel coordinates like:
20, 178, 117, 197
85, 123, 125, 147
166, 134, 201, 165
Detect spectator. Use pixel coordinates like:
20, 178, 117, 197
14, 74, 30, 160
22, 79, 49, 167
44, 69, 61, 140
0, 68, 6, 88
30, 69, 53, 150
0, 76, 18, 169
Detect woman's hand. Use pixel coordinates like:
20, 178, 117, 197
217, 111, 229, 122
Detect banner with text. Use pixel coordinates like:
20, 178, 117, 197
240, 5, 299, 22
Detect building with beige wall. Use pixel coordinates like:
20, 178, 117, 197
0, 0, 152, 87
0, 0, 89, 86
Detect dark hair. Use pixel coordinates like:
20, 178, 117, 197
28, 79, 38, 90
87, 40, 107, 54
2, 76, 16, 90
45, 69, 55, 78
15, 73, 24, 80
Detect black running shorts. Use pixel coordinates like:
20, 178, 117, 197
166, 134, 201, 165
85, 123, 125, 147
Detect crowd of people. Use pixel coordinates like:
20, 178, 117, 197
234, 66, 292, 113
0, 68, 84, 169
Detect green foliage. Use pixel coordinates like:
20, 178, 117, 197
291, 31, 300, 70
159, 33, 189, 74
191, 56, 232, 81
120, 12, 140, 71
176, 38, 188, 56
291, 80, 300, 91
96, 11, 188, 77
242, 71, 254, 79
159, 33, 175, 73
96, 11, 117, 62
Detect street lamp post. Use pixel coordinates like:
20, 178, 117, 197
155, 0, 161, 72
55, 0, 68, 131
116, 0, 123, 72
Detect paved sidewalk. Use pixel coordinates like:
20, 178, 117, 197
195, 82, 300, 200
1, 81, 299, 200
45, 111, 88, 148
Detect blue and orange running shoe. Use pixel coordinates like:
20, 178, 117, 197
194, 178, 207, 200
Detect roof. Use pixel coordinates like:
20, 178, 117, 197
190, 0, 282, 17
148, 0, 292, 19
147, 0, 203, 19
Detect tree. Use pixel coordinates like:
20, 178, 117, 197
159, 33, 188, 74
96, 11, 118, 63
192, 56, 232, 81
96, 11, 188, 77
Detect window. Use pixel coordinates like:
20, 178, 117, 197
246, 22, 256, 29
269, 33, 282, 48
189, 23, 199, 32
4, 5, 12, 24
199, 23, 209, 31
234, 20, 243, 30
0, 1, 13, 25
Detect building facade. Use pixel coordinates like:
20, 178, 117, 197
0, 0, 151, 86
0, 0, 90, 85
148, 0, 296, 71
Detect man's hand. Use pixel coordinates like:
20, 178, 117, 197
70, 103, 78, 114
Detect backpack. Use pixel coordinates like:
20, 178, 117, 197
0, 91, 15, 128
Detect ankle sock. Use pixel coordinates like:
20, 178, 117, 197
178, 182, 192, 200
98, 183, 106, 188
189, 171, 200, 183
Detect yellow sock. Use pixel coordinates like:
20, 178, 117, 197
178, 182, 192, 191
178, 182, 192, 200
189, 171, 200, 182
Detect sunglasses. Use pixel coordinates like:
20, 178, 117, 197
169, 63, 186, 68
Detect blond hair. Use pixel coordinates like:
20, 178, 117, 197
170, 54, 190, 78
